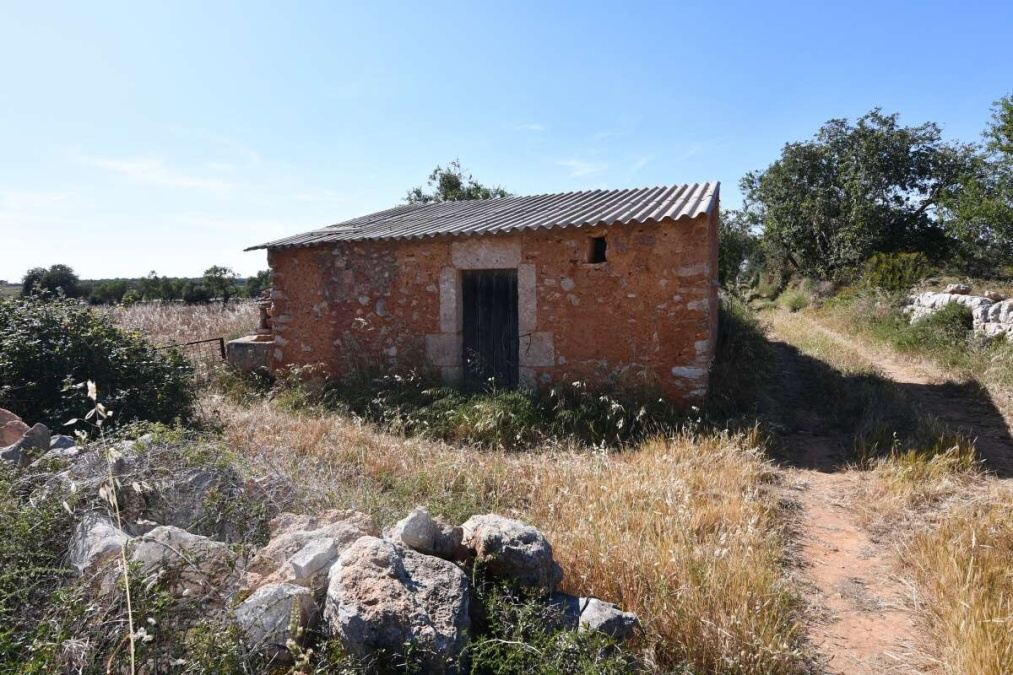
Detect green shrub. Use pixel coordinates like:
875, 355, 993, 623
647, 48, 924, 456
896, 302, 973, 358
0, 464, 77, 670
861, 252, 931, 293
779, 289, 810, 312
466, 582, 635, 674
0, 297, 195, 428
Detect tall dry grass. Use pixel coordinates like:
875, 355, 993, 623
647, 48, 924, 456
900, 487, 1013, 675
103, 301, 258, 345
211, 395, 810, 673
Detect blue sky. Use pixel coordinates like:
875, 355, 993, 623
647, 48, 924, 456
1, 0, 1010, 279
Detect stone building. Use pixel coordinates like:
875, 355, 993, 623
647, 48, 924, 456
242, 182, 720, 403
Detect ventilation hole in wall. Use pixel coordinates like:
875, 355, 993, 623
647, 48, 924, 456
588, 236, 607, 263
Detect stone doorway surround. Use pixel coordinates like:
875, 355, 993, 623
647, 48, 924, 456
424, 238, 554, 387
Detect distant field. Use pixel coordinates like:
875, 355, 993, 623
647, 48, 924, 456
0, 284, 20, 297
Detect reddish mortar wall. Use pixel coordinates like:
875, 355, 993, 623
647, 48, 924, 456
267, 210, 719, 403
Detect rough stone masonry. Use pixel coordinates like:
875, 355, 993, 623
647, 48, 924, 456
264, 211, 719, 404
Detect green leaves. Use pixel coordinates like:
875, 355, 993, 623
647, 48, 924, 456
744, 109, 973, 279
0, 297, 195, 429
406, 159, 511, 204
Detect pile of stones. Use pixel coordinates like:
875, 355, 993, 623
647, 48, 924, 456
3, 408, 637, 672
904, 283, 1013, 338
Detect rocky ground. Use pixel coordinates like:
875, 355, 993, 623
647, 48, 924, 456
1, 408, 637, 673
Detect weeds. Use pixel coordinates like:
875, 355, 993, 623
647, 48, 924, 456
104, 301, 258, 346
216, 397, 812, 673
901, 491, 1013, 674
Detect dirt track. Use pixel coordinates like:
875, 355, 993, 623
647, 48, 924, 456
766, 312, 1013, 674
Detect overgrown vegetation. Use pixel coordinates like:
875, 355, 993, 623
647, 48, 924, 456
465, 583, 633, 674
815, 291, 1013, 417
218, 398, 811, 673
860, 252, 931, 293
901, 493, 1013, 674
0, 297, 196, 428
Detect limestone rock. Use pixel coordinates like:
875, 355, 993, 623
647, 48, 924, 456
50, 434, 77, 451
984, 290, 1006, 302
386, 506, 464, 560
548, 593, 639, 640
324, 536, 470, 672
244, 509, 376, 591
127, 525, 238, 599
1, 423, 51, 467
0, 409, 29, 446
461, 514, 563, 592
30, 444, 81, 469
577, 597, 639, 639
235, 582, 317, 651
68, 513, 130, 575
945, 283, 971, 294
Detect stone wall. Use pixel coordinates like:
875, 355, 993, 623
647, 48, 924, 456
267, 211, 719, 402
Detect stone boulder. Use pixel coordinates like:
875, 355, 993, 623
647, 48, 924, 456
68, 513, 130, 576
50, 434, 77, 451
1, 422, 51, 467
127, 525, 239, 600
944, 283, 971, 295
324, 536, 471, 673
984, 290, 1006, 302
0, 408, 29, 446
386, 506, 465, 560
235, 582, 317, 652
121, 466, 260, 541
548, 593, 639, 640
461, 514, 563, 593
243, 509, 377, 593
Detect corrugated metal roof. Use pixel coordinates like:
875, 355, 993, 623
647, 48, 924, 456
246, 181, 719, 251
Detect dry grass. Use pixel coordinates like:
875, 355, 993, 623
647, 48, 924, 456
761, 309, 880, 376
103, 301, 258, 345
900, 485, 1013, 675
856, 443, 981, 532
211, 395, 810, 673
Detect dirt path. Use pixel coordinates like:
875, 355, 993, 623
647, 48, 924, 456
803, 318, 1013, 477
766, 313, 1013, 673
792, 470, 925, 674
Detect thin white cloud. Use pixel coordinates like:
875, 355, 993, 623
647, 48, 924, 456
0, 188, 76, 209
510, 122, 545, 132
74, 153, 234, 191
557, 159, 608, 178
630, 156, 651, 173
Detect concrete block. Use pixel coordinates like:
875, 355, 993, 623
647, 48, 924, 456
518, 367, 536, 388
227, 335, 273, 372
441, 366, 463, 384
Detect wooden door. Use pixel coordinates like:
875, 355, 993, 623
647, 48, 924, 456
462, 269, 519, 388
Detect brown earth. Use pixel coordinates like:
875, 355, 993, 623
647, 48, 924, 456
767, 313, 1013, 674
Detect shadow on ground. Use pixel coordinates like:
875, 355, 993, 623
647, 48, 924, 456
760, 338, 1013, 478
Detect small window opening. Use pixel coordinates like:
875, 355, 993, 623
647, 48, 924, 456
588, 236, 607, 263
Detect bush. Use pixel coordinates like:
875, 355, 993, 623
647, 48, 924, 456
875, 302, 975, 368
466, 582, 634, 674
862, 252, 930, 292
0, 297, 196, 428
779, 288, 810, 312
